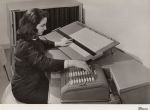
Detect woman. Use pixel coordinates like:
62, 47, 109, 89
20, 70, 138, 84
11, 8, 90, 104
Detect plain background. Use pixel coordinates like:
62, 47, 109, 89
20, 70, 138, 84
0, 105, 150, 110
1, 0, 150, 68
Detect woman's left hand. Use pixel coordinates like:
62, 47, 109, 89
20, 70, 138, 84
55, 38, 72, 47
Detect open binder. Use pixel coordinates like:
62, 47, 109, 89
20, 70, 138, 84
46, 21, 119, 61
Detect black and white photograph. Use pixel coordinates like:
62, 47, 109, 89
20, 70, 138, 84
0, 0, 150, 109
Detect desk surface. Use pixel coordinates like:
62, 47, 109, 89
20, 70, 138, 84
49, 75, 61, 104
108, 60, 150, 93
48, 48, 136, 103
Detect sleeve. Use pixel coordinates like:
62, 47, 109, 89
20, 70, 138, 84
27, 46, 64, 72
40, 39, 55, 50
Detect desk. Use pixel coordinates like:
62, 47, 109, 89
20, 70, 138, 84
48, 49, 68, 104
104, 60, 150, 104
48, 47, 135, 104
46, 22, 150, 104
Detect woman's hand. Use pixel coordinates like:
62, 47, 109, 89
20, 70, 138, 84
55, 38, 72, 47
65, 60, 91, 72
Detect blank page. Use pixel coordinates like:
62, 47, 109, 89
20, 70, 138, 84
70, 28, 113, 52
61, 37, 90, 57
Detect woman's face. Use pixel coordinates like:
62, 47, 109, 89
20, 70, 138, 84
36, 17, 47, 35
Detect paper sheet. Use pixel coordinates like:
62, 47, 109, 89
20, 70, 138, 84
61, 37, 90, 57
69, 43, 90, 57
70, 28, 113, 52
61, 28, 113, 58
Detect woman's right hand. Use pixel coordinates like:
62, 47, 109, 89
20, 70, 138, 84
65, 60, 91, 72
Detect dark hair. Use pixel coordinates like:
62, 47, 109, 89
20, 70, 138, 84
17, 8, 48, 41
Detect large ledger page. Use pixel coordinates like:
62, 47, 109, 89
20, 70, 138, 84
68, 28, 113, 57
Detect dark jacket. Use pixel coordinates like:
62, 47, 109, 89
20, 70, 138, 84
11, 38, 64, 104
